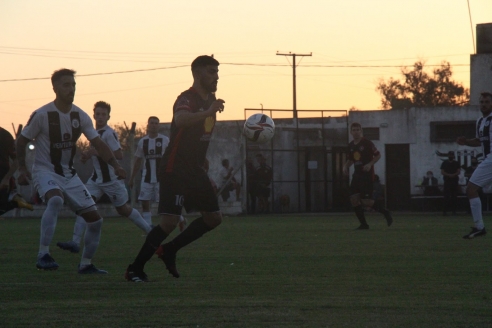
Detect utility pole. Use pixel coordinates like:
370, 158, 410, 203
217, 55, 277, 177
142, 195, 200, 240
276, 51, 312, 119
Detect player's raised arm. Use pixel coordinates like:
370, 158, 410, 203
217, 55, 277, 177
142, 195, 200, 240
174, 99, 225, 128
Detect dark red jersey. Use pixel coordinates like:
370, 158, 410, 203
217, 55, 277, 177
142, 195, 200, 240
161, 88, 217, 176
348, 137, 380, 176
0, 127, 15, 176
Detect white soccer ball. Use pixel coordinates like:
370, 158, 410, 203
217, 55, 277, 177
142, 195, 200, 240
243, 113, 275, 144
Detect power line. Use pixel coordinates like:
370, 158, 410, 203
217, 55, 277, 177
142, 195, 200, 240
0, 62, 470, 83
0, 65, 188, 82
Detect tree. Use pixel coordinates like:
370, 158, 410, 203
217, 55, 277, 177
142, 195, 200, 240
376, 61, 470, 110
76, 122, 146, 153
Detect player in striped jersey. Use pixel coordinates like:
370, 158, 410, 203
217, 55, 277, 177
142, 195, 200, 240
16, 69, 126, 273
56, 102, 152, 254
129, 117, 186, 230
457, 92, 492, 239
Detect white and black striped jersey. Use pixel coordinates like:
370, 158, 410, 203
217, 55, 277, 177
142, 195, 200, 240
135, 134, 169, 183
21, 102, 99, 177
90, 125, 121, 184
476, 112, 492, 157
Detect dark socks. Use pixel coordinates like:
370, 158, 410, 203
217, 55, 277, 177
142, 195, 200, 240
354, 205, 368, 226
164, 217, 213, 253
133, 225, 168, 270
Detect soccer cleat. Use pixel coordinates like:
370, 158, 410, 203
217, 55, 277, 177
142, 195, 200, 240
124, 264, 149, 282
156, 245, 180, 278
78, 264, 108, 274
178, 216, 188, 232
384, 211, 393, 227
462, 227, 487, 239
355, 224, 369, 230
36, 253, 59, 271
56, 241, 80, 253
12, 194, 33, 211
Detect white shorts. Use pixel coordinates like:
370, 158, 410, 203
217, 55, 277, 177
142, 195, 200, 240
138, 182, 159, 202
86, 179, 128, 207
33, 171, 96, 214
469, 155, 492, 188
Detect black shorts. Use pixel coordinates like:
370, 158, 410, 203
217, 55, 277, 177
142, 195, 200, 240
350, 174, 373, 199
158, 171, 220, 215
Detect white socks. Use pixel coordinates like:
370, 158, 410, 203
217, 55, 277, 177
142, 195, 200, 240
72, 215, 86, 245
469, 197, 485, 230
128, 209, 152, 233
38, 196, 64, 257
142, 212, 152, 226
81, 218, 103, 264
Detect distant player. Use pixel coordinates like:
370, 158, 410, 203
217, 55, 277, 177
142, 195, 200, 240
343, 122, 393, 229
129, 116, 186, 230
0, 126, 33, 216
57, 101, 152, 254
125, 55, 225, 282
16, 69, 126, 273
457, 92, 492, 239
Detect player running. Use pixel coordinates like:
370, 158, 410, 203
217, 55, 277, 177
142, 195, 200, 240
56, 101, 152, 254
343, 122, 393, 229
16, 69, 126, 273
125, 55, 224, 282
457, 92, 492, 239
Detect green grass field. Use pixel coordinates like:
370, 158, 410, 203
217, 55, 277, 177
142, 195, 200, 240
0, 213, 491, 327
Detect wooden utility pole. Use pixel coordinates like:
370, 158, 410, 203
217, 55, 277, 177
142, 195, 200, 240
276, 51, 312, 118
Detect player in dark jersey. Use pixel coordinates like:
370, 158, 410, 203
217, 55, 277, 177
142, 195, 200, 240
125, 55, 225, 282
343, 123, 393, 229
0, 127, 33, 216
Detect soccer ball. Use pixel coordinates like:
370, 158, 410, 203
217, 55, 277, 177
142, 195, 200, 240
243, 113, 275, 144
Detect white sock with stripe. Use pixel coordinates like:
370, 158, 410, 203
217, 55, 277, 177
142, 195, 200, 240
38, 196, 63, 257
142, 212, 152, 226
81, 218, 103, 264
469, 197, 484, 230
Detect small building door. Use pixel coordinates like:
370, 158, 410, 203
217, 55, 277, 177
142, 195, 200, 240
385, 144, 411, 210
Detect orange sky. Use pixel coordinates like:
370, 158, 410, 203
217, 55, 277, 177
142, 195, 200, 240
1, 0, 491, 134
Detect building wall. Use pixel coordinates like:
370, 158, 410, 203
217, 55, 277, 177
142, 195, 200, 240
350, 106, 481, 194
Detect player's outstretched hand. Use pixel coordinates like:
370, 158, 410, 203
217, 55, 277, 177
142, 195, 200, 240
207, 99, 225, 114
114, 166, 127, 180
456, 136, 466, 145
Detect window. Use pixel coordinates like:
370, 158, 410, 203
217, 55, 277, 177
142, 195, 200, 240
430, 121, 475, 142
364, 127, 380, 140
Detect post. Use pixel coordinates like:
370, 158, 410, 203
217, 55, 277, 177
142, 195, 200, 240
276, 52, 312, 119
128, 122, 137, 207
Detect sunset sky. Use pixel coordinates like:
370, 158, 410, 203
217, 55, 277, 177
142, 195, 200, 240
1, 0, 491, 134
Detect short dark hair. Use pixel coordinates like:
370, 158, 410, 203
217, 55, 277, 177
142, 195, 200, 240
148, 116, 159, 123
350, 122, 362, 130
191, 55, 219, 71
222, 159, 229, 166
481, 92, 492, 99
51, 68, 76, 86
93, 101, 111, 115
